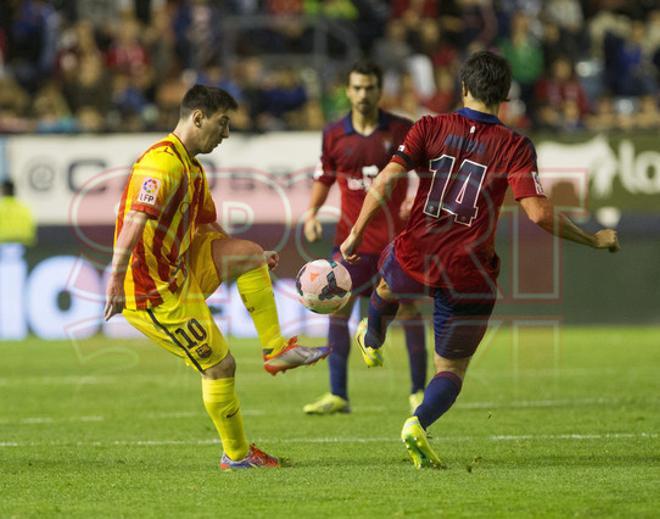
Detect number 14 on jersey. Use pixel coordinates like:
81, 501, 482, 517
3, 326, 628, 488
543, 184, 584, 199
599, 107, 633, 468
423, 154, 487, 226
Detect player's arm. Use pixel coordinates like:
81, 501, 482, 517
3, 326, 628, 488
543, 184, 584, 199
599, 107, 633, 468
304, 181, 332, 242
104, 210, 148, 320
519, 196, 620, 252
341, 161, 407, 262
306, 128, 338, 242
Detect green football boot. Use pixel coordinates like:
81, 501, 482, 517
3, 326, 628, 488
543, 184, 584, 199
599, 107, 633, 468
354, 318, 384, 368
303, 393, 350, 415
401, 416, 444, 469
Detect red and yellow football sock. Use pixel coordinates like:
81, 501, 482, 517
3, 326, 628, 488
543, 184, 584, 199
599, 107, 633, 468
201, 377, 249, 461
236, 264, 287, 354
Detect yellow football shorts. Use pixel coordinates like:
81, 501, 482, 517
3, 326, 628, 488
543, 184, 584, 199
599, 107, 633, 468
123, 230, 230, 372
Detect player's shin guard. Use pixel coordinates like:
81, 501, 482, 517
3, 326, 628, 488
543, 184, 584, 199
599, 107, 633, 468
414, 371, 462, 429
328, 315, 350, 400
236, 264, 287, 353
365, 292, 399, 348
402, 316, 427, 393
202, 377, 250, 461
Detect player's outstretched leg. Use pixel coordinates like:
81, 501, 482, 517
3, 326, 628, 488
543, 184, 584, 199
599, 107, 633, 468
402, 288, 494, 468
401, 355, 470, 469
401, 368, 462, 470
355, 279, 399, 367
398, 302, 427, 413
202, 354, 280, 470
304, 308, 353, 414
212, 237, 329, 375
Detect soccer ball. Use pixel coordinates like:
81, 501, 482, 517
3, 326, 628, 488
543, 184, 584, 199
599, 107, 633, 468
295, 259, 352, 314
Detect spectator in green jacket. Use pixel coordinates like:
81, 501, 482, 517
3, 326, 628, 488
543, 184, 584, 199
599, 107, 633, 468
499, 12, 544, 105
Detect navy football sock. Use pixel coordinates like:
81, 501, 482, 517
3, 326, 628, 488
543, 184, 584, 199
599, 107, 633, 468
365, 291, 399, 348
402, 316, 427, 393
328, 316, 350, 400
414, 371, 462, 429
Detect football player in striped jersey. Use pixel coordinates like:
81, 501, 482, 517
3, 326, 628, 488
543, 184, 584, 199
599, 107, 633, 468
104, 85, 329, 470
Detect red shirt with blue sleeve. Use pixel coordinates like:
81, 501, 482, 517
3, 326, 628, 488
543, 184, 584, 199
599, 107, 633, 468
390, 107, 545, 295
315, 110, 412, 255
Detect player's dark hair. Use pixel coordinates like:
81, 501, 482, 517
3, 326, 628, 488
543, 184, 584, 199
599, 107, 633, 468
2, 179, 15, 197
180, 84, 238, 119
459, 51, 511, 107
348, 60, 383, 89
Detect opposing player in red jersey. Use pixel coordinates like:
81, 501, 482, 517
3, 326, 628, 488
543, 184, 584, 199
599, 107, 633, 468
341, 51, 620, 468
302, 61, 427, 415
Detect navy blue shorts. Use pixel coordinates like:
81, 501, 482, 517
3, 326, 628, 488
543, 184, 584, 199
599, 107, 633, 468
379, 243, 495, 359
331, 247, 380, 298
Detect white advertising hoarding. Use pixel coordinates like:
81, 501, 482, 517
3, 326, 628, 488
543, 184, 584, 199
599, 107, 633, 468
0, 244, 358, 340
7, 132, 338, 226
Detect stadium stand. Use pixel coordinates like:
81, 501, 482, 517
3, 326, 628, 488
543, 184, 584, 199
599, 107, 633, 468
0, 0, 657, 134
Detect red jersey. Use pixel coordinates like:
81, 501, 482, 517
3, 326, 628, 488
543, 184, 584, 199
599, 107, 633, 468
315, 110, 412, 255
391, 107, 545, 296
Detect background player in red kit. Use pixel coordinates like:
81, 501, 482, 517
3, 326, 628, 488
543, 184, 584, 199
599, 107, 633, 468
302, 61, 427, 415
341, 51, 620, 468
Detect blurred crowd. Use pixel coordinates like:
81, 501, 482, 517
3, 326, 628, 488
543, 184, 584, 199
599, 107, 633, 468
0, 0, 658, 134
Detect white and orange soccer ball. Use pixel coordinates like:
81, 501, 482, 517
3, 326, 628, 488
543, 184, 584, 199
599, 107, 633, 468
295, 259, 352, 314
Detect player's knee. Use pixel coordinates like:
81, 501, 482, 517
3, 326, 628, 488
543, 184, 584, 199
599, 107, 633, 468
332, 296, 356, 319
204, 353, 236, 379
433, 353, 470, 379
397, 302, 420, 320
237, 240, 265, 270
243, 240, 264, 259
226, 240, 263, 265
216, 239, 266, 279
376, 279, 398, 302
213, 238, 264, 267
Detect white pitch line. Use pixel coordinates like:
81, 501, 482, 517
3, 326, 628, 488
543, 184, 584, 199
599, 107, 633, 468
0, 410, 266, 426
267, 433, 659, 443
490, 433, 659, 441
0, 396, 651, 427
143, 409, 265, 419
0, 415, 105, 425
5, 366, 657, 386
0, 432, 656, 449
0, 376, 117, 386
455, 397, 640, 409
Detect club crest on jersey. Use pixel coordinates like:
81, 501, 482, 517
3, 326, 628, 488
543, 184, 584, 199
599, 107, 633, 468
195, 344, 212, 359
138, 178, 160, 205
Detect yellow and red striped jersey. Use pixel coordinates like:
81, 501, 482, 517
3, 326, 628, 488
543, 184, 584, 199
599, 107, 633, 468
114, 133, 217, 309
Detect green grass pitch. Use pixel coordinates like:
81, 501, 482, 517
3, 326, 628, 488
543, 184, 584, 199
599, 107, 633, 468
1, 326, 659, 518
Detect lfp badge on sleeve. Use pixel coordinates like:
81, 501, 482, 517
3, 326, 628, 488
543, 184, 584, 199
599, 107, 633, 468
138, 178, 160, 205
